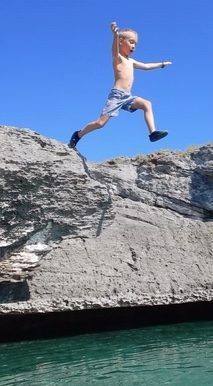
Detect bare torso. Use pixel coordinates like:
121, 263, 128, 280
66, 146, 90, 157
113, 55, 134, 92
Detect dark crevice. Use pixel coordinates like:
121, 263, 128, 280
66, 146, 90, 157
0, 301, 212, 342
96, 187, 113, 237
0, 281, 30, 303
74, 149, 115, 237
74, 148, 93, 180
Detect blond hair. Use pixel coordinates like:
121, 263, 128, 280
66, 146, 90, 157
118, 28, 138, 39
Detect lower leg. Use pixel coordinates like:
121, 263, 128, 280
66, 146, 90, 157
68, 115, 110, 148
78, 121, 101, 138
142, 102, 168, 140
79, 115, 110, 138
130, 97, 168, 142
131, 98, 156, 134
144, 108, 156, 134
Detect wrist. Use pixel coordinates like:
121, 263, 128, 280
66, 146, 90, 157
161, 62, 165, 68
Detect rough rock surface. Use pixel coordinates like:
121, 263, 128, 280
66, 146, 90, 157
0, 125, 212, 314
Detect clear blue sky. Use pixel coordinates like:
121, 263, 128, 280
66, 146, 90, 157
1, 0, 212, 161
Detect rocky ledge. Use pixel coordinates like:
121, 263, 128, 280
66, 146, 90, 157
0, 125, 213, 314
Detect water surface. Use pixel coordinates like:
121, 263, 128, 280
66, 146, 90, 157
0, 321, 213, 385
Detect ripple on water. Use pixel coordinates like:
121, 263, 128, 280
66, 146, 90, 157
0, 321, 213, 385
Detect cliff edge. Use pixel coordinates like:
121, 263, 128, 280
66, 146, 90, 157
0, 126, 212, 314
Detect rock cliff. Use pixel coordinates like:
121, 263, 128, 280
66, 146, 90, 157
0, 125, 213, 314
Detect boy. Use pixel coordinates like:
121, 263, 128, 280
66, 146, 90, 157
68, 22, 172, 148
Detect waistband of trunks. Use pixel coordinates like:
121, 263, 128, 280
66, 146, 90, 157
111, 88, 132, 95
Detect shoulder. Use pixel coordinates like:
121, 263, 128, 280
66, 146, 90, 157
130, 58, 139, 66
129, 58, 136, 66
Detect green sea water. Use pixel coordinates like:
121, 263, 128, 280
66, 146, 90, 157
0, 321, 213, 386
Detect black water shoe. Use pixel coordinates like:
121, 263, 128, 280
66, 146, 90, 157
149, 131, 168, 142
68, 131, 81, 148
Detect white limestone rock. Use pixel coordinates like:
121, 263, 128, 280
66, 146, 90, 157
0, 126, 212, 313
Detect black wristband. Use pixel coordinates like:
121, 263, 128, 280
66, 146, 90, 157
161, 62, 165, 68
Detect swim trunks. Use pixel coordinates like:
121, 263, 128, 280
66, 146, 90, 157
101, 88, 138, 117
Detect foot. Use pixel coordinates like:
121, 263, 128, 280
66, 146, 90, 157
149, 130, 168, 142
68, 131, 81, 148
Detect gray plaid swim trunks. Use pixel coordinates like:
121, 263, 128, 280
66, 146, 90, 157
101, 88, 138, 117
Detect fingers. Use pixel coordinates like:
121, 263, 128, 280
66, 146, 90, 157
111, 21, 119, 33
162, 61, 172, 68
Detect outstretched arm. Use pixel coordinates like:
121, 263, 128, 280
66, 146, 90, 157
111, 21, 120, 59
133, 60, 172, 70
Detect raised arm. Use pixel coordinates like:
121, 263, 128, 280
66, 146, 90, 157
111, 22, 120, 59
132, 59, 172, 70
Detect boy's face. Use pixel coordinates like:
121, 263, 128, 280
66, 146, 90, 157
119, 32, 138, 56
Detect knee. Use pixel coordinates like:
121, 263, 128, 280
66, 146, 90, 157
134, 98, 152, 112
143, 99, 152, 112
95, 117, 108, 129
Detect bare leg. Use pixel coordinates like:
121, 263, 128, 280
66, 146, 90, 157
79, 115, 110, 138
68, 114, 111, 148
131, 97, 156, 134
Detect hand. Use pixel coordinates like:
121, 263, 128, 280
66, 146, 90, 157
111, 21, 119, 33
163, 61, 172, 67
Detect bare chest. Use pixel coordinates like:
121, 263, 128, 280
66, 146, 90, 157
116, 58, 134, 77
112, 56, 135, 89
